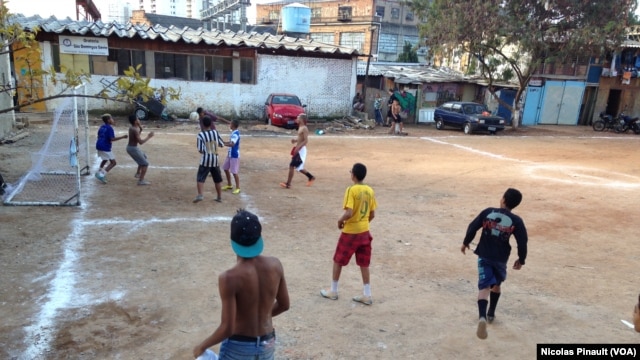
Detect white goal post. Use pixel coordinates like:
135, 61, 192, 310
3, 84, 90, 206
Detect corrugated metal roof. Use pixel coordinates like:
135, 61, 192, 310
357, 62, 471, 84
10, 14, 360, 56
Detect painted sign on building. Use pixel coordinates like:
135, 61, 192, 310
59, 36, 109, 56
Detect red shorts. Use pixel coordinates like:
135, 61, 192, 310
333, 231, 372, 267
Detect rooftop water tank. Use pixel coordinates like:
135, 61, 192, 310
281, 3, 311, 35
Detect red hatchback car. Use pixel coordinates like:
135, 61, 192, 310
264, 93, 307, 128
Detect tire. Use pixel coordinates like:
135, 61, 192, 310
614, 124, 627, 133
435, 118, 444, 130
634, 125, 640, 135
463, 122, 472, 135
135, 107, 149, 121
592, 120, 605, 132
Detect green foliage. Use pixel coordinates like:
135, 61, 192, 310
409, 0, 636, 127
0, 2, 37, 55
0, 2, 180, 115
397, 41, 419, 63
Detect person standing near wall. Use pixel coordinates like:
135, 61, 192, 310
373, 94, 383, 126
385, 89, 398, 127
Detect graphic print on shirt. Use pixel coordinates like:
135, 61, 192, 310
355, 190, 371, 221
482, 211, 514, 241
206, 139, 216, 155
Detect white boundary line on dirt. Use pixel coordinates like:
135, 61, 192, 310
22, 219, 85, 359
22, 130, 632, 356
20, 161, 237, 358
421, 137, 640, 189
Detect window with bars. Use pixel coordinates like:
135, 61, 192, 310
338, 6, 352, 21
340, 32, 364, 52
108, 49, 147, 76
310, 32, 335, 45
52, 46, 254, 83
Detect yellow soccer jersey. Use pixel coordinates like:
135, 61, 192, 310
342, 183, 377, 234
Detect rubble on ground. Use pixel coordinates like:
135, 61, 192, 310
0, 129, 30, 144
318, 116, 376, 133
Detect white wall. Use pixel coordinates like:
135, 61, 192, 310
40, 52, 356, 119
0, 51, 15, 138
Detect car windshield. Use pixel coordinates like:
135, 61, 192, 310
463, 104, 487, 115
272, 96, 301, 106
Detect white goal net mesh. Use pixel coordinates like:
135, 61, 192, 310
3, 85, 89, 206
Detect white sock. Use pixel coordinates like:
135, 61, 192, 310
363, 284, 371, 297
331, 281, 338, 293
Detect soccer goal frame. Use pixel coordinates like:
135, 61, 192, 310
3, 84, 90, 206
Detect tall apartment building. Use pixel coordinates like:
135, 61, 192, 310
135, 0, 202, 18
104, 0, 132, 23
255, 0, 425, 62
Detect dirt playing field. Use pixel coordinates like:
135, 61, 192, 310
1, 117, 639, 360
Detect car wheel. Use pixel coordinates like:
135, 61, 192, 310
435, 118, 444, 130
135, 107, 149, 121
463, 123, 472, 135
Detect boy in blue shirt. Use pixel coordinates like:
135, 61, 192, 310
95, 114, 127, 184
222, 119, 241, 194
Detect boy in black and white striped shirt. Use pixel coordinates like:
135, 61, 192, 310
193, 116, 225, 203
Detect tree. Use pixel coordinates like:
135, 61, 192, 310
397, 41, 419, 63
409, 0, 635, 127
0, 2, 179, 116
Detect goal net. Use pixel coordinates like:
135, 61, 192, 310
3, 84, 90, 206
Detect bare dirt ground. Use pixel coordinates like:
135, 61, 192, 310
1, 117, 639, 360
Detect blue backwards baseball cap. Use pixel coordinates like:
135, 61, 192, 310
230, 209, 263, 258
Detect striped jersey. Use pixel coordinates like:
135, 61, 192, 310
197, 129, 224, 167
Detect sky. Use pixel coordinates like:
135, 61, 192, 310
6, 0, 262, 24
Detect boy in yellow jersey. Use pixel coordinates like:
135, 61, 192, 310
320, 163, 377, 305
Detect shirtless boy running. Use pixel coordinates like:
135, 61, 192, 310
279, 113, 316, 189
125, 114, 154, 185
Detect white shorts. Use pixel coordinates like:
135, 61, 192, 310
296, 146, 307, 171
97, 150, 115, 161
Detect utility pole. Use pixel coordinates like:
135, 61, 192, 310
362, 25, 377, 109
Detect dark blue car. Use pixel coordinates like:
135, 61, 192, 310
434, 101, 506, 134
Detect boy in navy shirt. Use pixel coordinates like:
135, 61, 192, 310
95, 114, 127, 183
461, 188, 528, 340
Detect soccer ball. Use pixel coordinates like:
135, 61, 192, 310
189, 111, 199, 122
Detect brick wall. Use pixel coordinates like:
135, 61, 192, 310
257, 55, 353, 118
